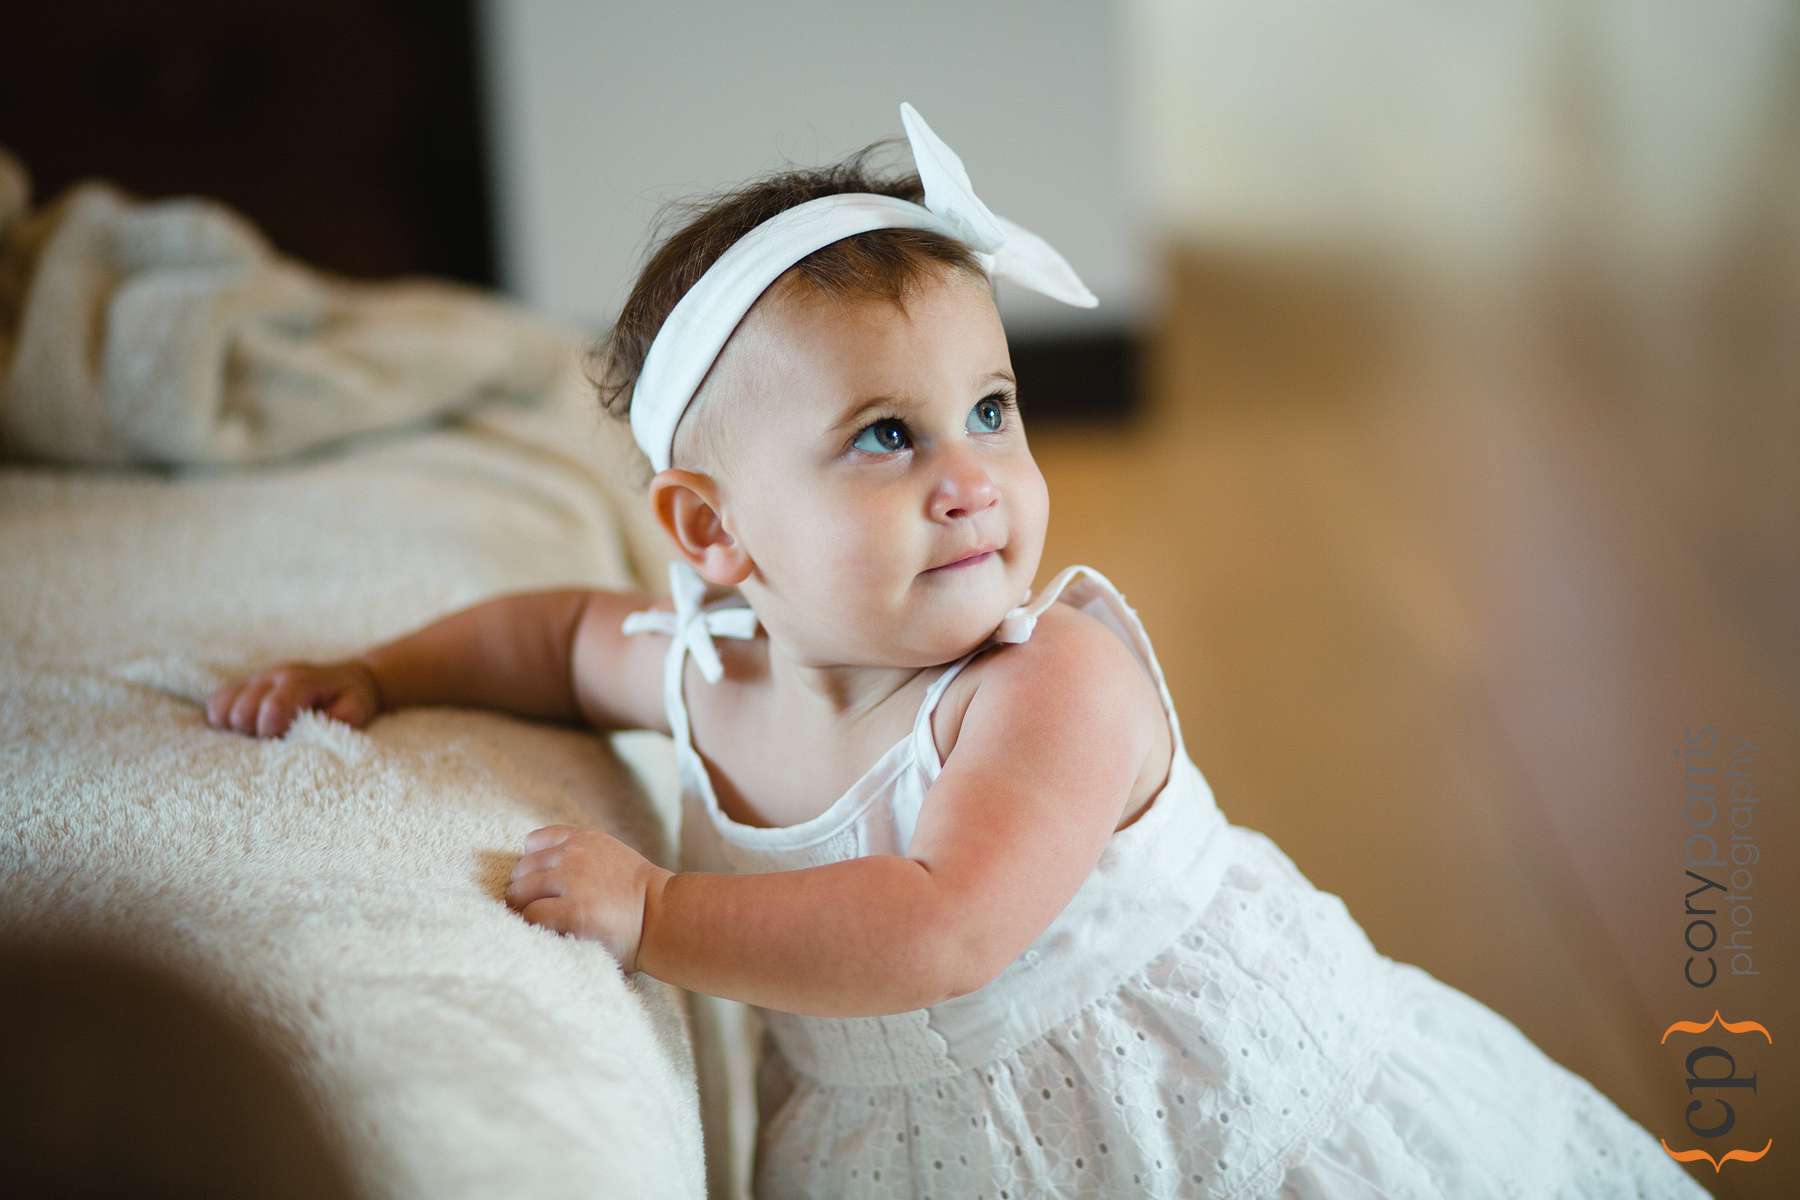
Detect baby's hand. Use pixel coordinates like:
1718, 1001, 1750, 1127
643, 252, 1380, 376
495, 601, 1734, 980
205, 660, 382, 738
506, 824, 672, 974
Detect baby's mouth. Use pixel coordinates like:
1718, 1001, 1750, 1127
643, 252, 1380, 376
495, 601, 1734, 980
925, 545, 1002, 573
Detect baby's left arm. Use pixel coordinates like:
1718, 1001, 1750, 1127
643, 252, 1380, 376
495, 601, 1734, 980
899, 609, 1159, 991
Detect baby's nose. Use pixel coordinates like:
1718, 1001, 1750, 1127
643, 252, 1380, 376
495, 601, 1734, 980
931, 463, 1000, 521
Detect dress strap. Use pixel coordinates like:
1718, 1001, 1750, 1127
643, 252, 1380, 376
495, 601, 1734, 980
907, 567, 1098, 775
916, 646, 984, 722
910, 564, 1185, 777
991, 564, 1096, 644
908, 645, 991, 780
1040, 564, 1190, 755
620, 560, 760, 763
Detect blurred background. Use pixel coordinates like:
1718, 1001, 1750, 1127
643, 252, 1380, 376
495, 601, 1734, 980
4, 1, 1794, 1195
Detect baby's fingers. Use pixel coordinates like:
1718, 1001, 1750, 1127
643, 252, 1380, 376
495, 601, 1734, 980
228, 680, 276, 734
205, 683, 240, 728
520, 897, 574, 935
255, 686, 302, 738
506, 868, 563, 910
524, 825, 578, 853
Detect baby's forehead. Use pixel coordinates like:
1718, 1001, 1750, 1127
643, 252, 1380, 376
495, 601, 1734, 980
746, 267, 992, 363
702, 265, 1000, 428
722, 284, 884, 394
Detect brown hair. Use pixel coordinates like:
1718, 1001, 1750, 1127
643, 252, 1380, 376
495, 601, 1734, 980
586, 136, 989, 482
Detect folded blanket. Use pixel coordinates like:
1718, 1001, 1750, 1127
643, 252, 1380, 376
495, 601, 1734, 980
0, 144, 728, 1193
0, 144, 578, 468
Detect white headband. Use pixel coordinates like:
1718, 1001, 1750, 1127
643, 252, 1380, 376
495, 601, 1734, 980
628, 101, 1099, 474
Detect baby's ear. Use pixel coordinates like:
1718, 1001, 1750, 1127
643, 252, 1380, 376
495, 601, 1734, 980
698, 542, 752, 588
648, 468, 751, 586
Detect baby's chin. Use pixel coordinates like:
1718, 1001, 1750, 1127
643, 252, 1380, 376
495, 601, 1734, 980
919, 599, 1026, 663
912, 559, 1033, 640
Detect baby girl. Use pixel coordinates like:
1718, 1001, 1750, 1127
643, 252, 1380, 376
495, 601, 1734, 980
210, 104, 1708, 1198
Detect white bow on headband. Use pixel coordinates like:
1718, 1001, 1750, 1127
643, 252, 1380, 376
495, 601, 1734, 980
897, 103, 1099, 313
628, 101, 1098, 475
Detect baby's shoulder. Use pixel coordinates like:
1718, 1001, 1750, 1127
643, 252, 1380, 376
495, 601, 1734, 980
986, 601, 1148, 688
930, 602, 1159, 766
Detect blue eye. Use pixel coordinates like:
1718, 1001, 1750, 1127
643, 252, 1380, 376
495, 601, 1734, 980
852, 418, 910, 455
968, 393, 1015, 433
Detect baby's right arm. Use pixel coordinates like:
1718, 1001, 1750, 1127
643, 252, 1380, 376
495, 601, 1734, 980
206, 587, 670, 739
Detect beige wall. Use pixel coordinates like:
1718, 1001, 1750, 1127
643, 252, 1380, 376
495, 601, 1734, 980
476, 0, 1146, 340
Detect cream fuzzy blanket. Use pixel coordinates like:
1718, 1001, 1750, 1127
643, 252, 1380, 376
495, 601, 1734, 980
0, 149, 756, 1198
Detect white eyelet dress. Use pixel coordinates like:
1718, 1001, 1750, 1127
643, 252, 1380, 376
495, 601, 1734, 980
624, 563, 1708, 1200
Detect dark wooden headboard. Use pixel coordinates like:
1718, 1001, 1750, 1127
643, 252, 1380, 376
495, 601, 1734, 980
0, 0, 496, 286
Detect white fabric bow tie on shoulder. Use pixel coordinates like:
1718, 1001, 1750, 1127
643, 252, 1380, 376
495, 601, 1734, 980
620, 561, 760, 685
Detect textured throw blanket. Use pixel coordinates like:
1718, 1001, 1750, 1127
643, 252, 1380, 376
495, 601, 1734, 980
0, 144, 576, 469
0, 145, 750, 1198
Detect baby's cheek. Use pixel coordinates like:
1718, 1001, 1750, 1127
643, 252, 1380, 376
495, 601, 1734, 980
1005, 468, 1050, 569
814, 521, 883, 588
1023, 462, 1051, 527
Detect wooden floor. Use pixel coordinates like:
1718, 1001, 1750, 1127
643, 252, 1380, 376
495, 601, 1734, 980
1027, 243, 1797, 1197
